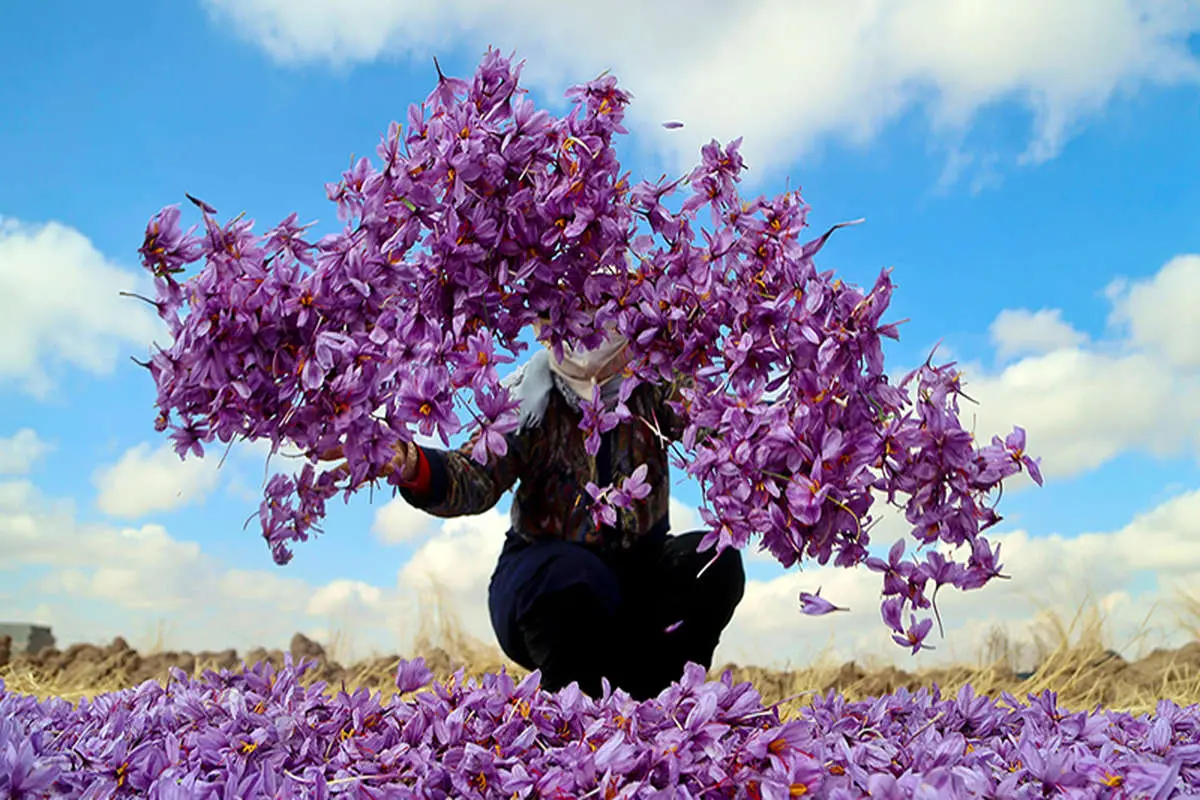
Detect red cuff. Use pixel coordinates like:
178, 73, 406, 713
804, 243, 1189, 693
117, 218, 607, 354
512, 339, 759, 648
398, 447, 432, 493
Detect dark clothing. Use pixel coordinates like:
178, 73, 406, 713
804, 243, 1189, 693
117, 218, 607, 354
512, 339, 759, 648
398, 368, 739, 698
400, 374, 692, 552
488, 528, 745, 700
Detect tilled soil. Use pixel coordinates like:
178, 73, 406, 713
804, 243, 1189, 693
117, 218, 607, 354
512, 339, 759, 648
3, 633, 1199, 712
0, 633, 507, 696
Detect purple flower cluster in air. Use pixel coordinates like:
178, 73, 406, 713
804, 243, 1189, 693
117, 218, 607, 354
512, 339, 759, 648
134, 48, 1042, 651
3, 659, 1198, 799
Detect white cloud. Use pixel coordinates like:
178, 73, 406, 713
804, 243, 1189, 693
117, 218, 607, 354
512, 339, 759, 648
989, 308, 1088, 361
954, 252, 1200, 481
963, 347, 1196, 480
0, 476, 414, 660
0, 429, 51, 475
668, 496, 700, 533
401, 509, 507, 590
92, 442, 224, 519
718, 486, 1200, 671
201, 0, 1200, 183
373, 495, 440, 545
0, 218, 161, 397
307, 579, 386, 617
394, 507, 510, 644
1108, 254, 1200, 369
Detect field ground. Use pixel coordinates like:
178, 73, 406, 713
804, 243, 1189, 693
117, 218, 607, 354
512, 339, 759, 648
4, 596, 1200, 717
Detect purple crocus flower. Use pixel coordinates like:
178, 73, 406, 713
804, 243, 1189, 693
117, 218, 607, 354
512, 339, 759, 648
1005, 426, 1045, 486
798, 587, 848, 616
611, 464, 651, 508
893, 615, 935, 655
0, 738, 59, 799
865, 538, 914, 596
394, 369, 460, 444
786, 474, 830, 527
140, 205, 203, 277
428, 56, 470, 109
470, 422, 511, 464
130, 48, 1042, 654
585, 482, 618, 527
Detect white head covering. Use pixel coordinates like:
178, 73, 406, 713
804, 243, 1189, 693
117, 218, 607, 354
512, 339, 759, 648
545, 325, 630, 401
506, 258, 636, 428
505, 317, 630, 430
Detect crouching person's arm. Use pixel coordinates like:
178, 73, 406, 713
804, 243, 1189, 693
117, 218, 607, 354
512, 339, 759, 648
398, 427, 534, 518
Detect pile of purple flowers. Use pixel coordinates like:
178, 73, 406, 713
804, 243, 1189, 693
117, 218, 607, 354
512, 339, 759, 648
3, 658, 1197, 799
133, 49, 1041, 652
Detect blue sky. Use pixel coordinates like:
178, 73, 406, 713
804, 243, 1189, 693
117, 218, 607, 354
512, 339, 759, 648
2, 1, 1200, 669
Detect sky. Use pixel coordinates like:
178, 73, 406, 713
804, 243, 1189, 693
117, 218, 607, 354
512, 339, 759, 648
2, 0, 1200, 674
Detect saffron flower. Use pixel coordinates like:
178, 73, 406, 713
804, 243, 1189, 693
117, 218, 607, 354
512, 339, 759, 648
132, 48, 1042, 652
798, 587, 848, 616
5, 656, 1194, 796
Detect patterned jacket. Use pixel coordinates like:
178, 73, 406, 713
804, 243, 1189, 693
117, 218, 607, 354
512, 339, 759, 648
400, 374, 688, 551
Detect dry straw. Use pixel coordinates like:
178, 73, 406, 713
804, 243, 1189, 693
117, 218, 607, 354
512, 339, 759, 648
4, 587, 1199, 717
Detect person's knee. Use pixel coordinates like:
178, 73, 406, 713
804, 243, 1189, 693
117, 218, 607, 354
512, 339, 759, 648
705, 545, 745, 607
519, 582, 617, 695
489, 542, 620, 670
523, 581, 616, 625
676, 532, 745, 594
538, 550, 622, 614
516, 551, 623, 647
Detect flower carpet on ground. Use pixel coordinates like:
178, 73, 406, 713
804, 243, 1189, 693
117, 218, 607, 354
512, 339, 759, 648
2, 657, 1199, 799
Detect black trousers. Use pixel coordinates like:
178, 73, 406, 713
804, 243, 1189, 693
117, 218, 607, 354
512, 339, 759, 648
487, 530, 745, 700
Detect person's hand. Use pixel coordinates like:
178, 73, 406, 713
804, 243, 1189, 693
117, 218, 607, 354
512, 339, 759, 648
383, 440, 422, 485
317, 441, 422, 486
317, 445, 351, 483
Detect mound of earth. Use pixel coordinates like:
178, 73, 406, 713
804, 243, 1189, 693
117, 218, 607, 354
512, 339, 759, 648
3, 633, 1199, 710
0, 633, 507, 694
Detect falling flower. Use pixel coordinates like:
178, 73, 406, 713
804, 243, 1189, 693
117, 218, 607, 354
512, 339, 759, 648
798, 587, 848, 616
